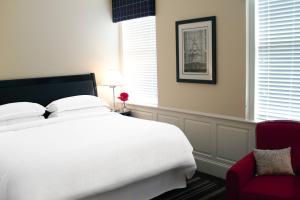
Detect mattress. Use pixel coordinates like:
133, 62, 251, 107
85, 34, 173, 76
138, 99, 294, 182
78, 167, 188, 200
0, 112, 196, 200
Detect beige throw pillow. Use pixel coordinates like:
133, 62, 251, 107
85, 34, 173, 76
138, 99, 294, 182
254, 147, 295, 176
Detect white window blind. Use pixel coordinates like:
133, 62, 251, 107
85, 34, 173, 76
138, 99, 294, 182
121, 16, 158, 106
255, 0, 300, 121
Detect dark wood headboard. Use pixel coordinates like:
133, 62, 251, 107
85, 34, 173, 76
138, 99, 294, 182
0, 73, 98, 106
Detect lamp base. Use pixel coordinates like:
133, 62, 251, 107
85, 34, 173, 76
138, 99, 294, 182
110, 85, 116, 112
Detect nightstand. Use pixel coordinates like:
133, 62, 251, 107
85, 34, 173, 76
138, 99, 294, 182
116, 110, 132, 116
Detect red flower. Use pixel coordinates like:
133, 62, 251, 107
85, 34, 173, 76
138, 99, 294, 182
118, 92, 129, 102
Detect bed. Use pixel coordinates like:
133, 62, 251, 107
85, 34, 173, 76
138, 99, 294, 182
0, 73, 196, 200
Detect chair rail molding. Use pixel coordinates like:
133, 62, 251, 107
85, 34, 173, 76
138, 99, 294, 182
126, 104, 257, 178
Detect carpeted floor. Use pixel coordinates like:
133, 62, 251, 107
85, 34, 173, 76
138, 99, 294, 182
152, 171, 225, 200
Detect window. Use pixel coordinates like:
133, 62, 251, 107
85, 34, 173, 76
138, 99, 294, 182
121, 16, 158, 106
251, 0, 300, 121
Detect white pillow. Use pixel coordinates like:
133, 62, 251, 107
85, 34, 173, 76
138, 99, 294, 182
0, 116, 45, 126
0, 102, 46, 121
46, 95, 106, 113
48, 107, 111, 118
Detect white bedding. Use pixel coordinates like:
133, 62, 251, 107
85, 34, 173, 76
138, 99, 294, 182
0, 112, 196, 200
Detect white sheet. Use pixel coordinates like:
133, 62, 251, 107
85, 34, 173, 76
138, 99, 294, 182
0, 112, 196, 200
0, 116, 45, 126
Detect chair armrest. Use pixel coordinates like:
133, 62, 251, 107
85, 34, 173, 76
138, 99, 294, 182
226, 152, 256, 200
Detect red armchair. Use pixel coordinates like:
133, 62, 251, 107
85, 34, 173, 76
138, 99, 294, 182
226, 120, 300, 200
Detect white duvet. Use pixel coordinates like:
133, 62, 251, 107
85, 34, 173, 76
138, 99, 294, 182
0, 112, 196, 200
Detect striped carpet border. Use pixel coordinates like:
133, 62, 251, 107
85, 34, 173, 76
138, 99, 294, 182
152, 172, 225, 200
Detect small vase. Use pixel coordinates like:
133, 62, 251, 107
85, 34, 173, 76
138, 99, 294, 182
121, 101, 128, 112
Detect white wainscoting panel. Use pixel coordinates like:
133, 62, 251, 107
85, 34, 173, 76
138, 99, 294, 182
126, 104, 256, 178
184, 119, 212, 157
157, 114, 181, 128
216, 125, 249, 164
131, 110, 154, 120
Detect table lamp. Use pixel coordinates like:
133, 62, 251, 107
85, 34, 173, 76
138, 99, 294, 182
102, 69, 123, 111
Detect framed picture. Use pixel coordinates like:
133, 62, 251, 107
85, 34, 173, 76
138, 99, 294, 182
176, 16, 216, 84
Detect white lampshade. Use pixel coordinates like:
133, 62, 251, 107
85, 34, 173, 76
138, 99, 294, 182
102, 68, 124, 87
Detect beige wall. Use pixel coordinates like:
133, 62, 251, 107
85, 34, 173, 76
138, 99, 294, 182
156, 0, 246, 118
0, 0, 246, 117
0, 0, 119, 85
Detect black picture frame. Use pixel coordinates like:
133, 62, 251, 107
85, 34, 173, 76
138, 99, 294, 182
176, 16, 216, 84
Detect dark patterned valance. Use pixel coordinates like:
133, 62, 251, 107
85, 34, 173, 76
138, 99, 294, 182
112, 0, 155, 23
